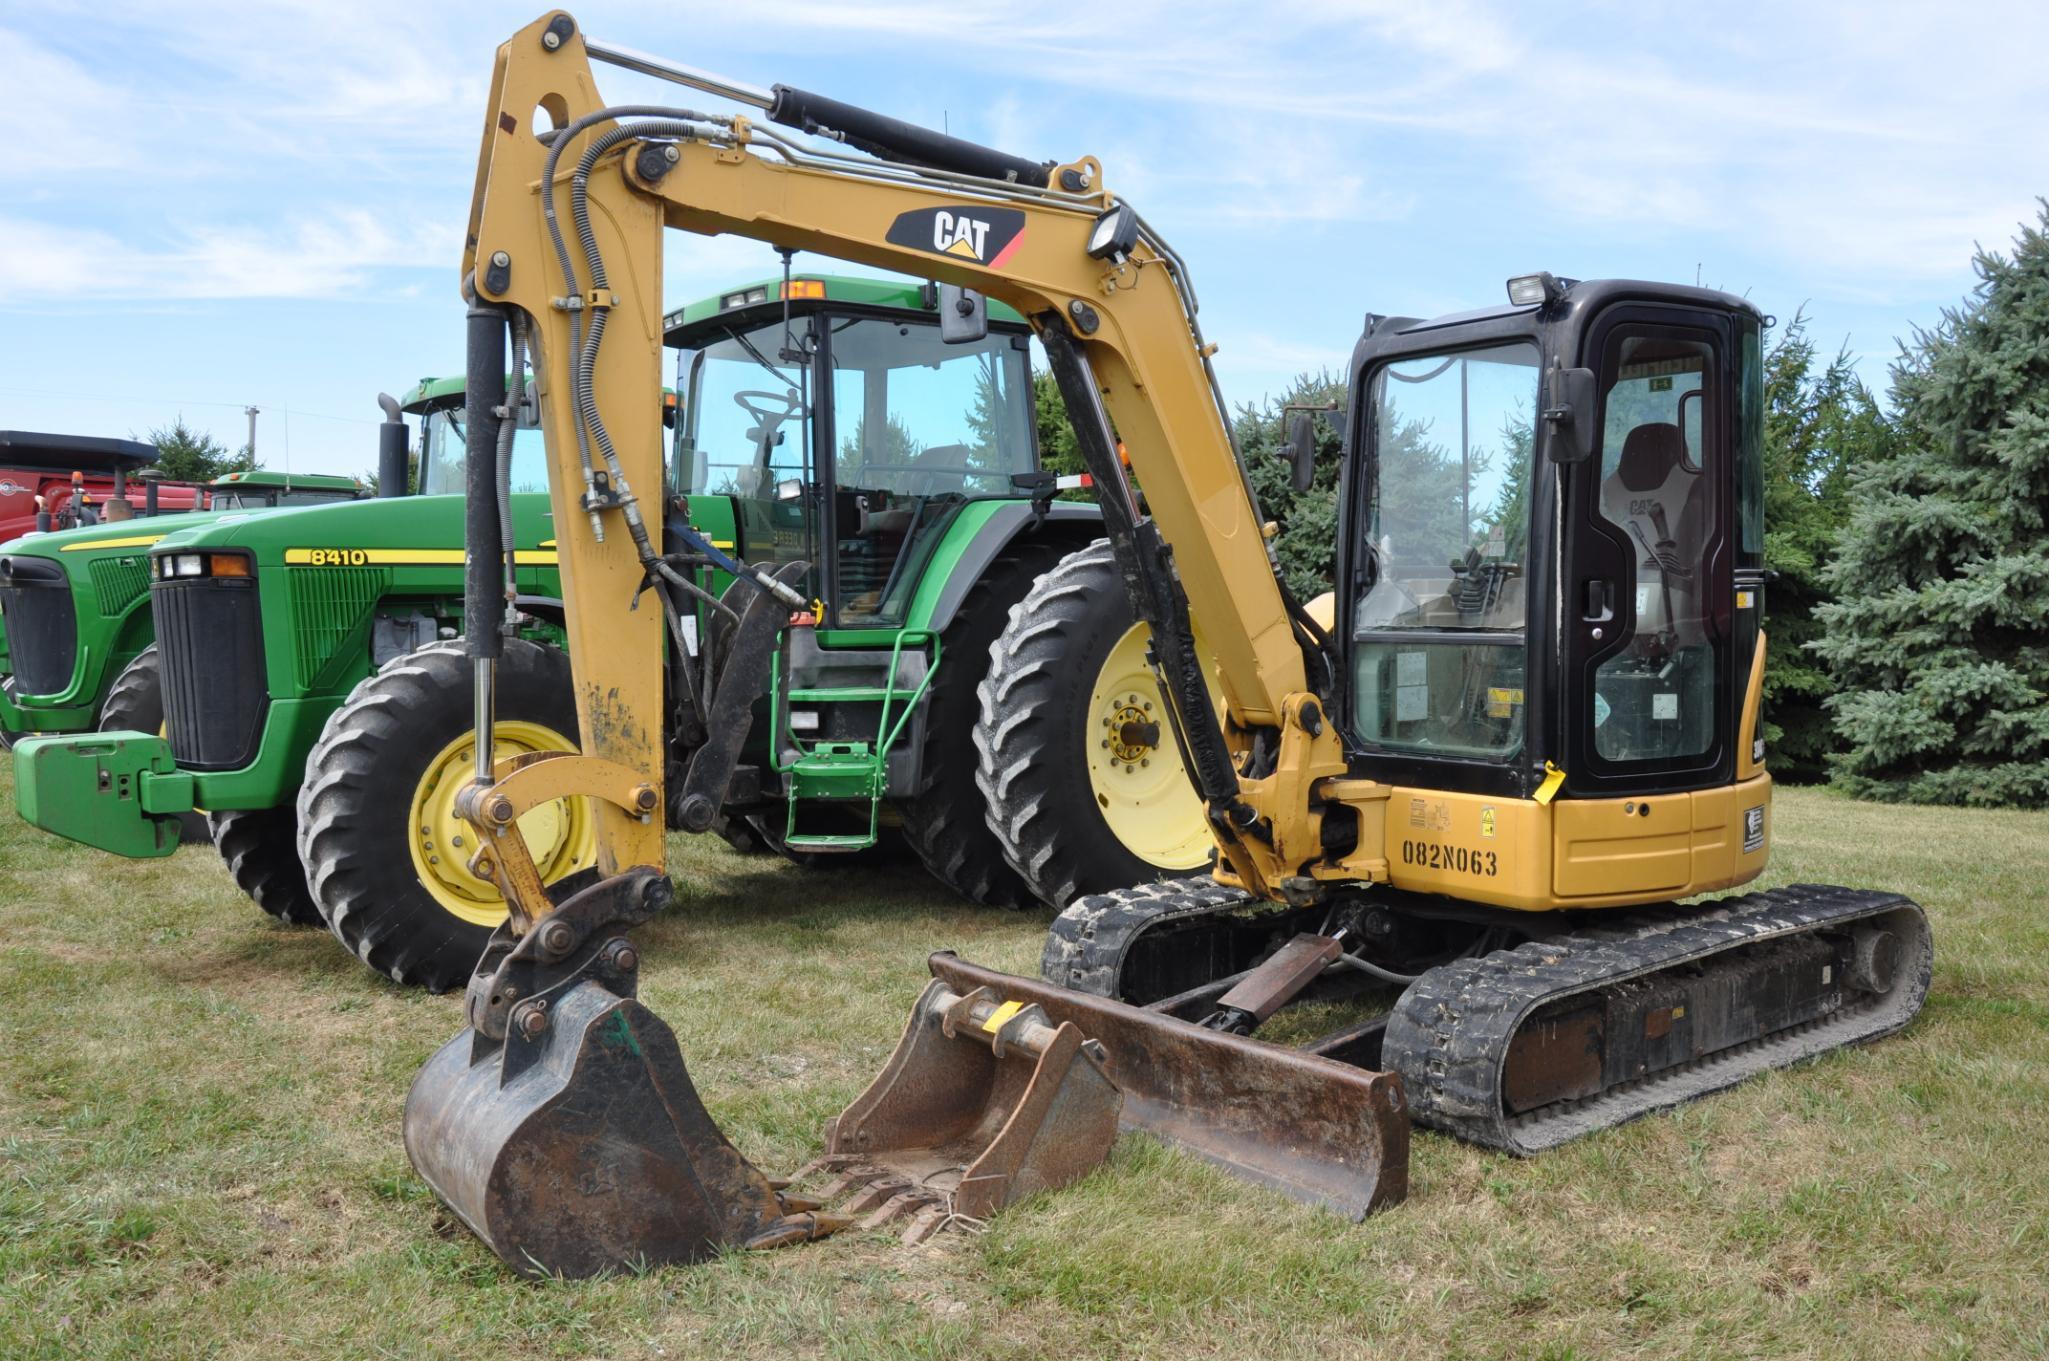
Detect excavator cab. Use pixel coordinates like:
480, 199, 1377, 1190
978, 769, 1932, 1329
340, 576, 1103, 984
1343, 276, 1767, 838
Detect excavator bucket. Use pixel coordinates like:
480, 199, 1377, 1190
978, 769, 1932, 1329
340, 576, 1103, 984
403, 870, 838, 1277
926, 954, 1409, 1219
791, 979, 1124, 1243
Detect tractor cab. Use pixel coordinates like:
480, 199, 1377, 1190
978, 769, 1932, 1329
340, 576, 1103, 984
665, 275, 1039, 628
1341, 276, 1767, 808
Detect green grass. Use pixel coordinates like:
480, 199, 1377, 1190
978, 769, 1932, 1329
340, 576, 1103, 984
2, 779, 2046, 1360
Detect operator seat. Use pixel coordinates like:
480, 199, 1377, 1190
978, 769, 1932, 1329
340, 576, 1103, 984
1600, 421, 1707, 650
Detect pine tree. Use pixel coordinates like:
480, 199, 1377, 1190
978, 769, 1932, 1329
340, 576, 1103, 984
1758, 312, 1895, 782
144, 416, 251, 483
1812, 204, 2049, 806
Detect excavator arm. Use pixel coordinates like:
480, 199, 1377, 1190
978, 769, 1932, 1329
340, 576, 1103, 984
458, 12, 1341, 918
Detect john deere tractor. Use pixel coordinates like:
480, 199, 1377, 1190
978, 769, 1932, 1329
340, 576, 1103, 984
0, 467, 363, 764
15, 272, 1214, 990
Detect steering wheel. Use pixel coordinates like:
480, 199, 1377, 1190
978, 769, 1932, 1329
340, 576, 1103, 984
732, 388, 805, 425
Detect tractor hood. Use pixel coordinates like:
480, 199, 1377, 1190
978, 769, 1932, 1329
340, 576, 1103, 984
147, 490, 559, 565
0, 508, 231, 566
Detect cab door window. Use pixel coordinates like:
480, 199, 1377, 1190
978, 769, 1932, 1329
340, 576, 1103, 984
1589, 333, 1720, 763
675, 319, 817, 585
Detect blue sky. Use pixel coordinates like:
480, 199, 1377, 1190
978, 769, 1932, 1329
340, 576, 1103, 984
5, 1, 2046, 477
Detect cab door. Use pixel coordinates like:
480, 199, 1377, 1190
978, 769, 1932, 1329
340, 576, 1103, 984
1560, 307, 1737, 798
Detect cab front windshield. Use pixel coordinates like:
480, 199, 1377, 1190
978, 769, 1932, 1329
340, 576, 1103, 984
1353, 340, 1538, 758
211, 487, 357, 508
673, 312, 1036, 624
419, 406, 550, 496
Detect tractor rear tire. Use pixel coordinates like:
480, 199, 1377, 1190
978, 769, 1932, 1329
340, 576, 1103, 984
895, 541, 1070, 908
98, 645, 210, 846
297, 639, 595, 993
975, 538, 1216, 910
208, 806, 323, 925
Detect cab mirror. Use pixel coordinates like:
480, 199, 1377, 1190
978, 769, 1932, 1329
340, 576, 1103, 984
1543, 366, 1598, 463
1285, 412, 1317, 493
938, 283, 987, 344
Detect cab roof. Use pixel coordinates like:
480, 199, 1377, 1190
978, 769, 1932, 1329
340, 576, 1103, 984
211, 468, 361, 491
0, 430, 159, 474
662, 273, 1027, 344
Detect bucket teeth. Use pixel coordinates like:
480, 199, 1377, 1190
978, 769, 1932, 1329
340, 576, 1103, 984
859, 1190, 942, 1232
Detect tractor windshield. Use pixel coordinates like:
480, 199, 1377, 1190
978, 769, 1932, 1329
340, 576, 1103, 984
674, 312, 1035, 626
418, 407, 550, 496
1353, 340, 1538, 758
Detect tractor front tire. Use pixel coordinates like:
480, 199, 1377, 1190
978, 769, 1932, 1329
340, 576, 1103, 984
975, 539, 1217, 910
895, 541, 1070, 908
297, 639, 596, 993
99, 645, 209, 846
208, 806, 323, 924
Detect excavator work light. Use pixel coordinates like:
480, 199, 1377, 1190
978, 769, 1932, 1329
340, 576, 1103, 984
1086, 203, 1138, 262
1507, 272, 1565, 307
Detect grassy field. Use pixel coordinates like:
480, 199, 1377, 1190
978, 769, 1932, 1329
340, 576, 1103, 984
2, 777, 2046, 1360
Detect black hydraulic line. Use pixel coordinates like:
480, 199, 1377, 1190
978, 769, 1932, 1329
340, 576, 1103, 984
1037, 323, 1254, 829
464, 302, 507, 662
765, 85, 1053, 187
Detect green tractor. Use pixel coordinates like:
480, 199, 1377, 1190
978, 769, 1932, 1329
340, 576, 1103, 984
0, 467, 364, 766
15, 273, 1213, 990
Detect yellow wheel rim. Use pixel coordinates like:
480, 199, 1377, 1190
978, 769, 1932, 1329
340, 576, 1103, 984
1084, 621, 1217, 870
406, 720, 596, 928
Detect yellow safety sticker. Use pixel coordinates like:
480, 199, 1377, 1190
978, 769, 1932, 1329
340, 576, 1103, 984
1737, 589, 1755, 609
60, 534, 165, 552
981, 999, 1024, 1034
1534, 761, 1566, 806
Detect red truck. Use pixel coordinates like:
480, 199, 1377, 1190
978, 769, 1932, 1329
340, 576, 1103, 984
0, 431, 207, 538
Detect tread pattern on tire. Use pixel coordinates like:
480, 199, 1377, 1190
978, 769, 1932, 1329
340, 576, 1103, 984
976, 538, 1197, 911
209, 806, 323, 925
297, 638, 573, 991
895, 542, 1069, 909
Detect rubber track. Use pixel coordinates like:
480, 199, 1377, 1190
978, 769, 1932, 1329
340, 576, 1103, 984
1046, 879, 1933, 1156
1040, 874, 1269, 997
1383, 883, 1932, 1154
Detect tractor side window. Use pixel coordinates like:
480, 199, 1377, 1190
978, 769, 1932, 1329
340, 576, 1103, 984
1590, 334, 1718, 763
1352, 341, 1538, 758
679, 321, 816, 586
418, 404, 550, 497
825, 318, 1033, 624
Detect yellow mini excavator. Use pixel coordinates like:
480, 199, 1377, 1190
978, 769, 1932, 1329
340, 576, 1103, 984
404, 13, 1931, 1277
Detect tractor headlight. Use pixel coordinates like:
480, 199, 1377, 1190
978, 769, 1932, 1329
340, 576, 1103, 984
171, 554, 205, 577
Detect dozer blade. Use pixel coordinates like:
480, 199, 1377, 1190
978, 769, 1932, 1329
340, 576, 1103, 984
404, 870, 836, 1277
927, 954, 1409, 1220
792, 978, 1124, 1242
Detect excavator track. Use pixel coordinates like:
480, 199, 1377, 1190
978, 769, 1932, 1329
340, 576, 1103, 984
1045, 880, 1933, 1156
1385, 883, 1932, 1154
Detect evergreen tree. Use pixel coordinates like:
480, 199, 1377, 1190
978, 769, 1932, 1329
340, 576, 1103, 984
1758, 312, 1895, 782
1813, 204, 2049, 805
144, 416, 253, 482
1237, 371, 1348, 600
1032, 369, 1082, 480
